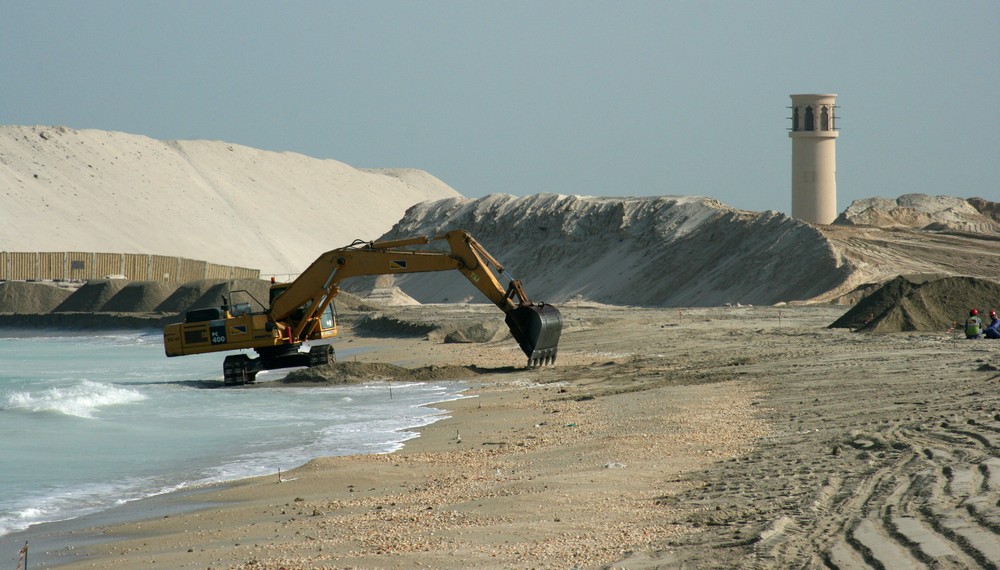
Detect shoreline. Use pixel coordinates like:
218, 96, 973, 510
0, 369, 474, 567
7, 305, 999, 568
22, 374, 762, 569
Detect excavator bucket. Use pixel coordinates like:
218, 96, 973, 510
505, 304, 563, 367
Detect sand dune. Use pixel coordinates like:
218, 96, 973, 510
0, 125, 460, 274
2, 126, 997, 311
361, 193, 1000, 307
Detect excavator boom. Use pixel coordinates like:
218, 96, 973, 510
269, 230, 561, 365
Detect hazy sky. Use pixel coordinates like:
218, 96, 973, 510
3, 1, 997, 213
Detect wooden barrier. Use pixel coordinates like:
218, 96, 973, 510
0, 252, 258, 282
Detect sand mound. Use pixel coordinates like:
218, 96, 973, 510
99, 281, 179, 312
281, 361, 482, 384
351, 313, 439, 337
438, 320, 510, 344
184, 279, 274, 312
0, 282, 75, 313
835, 194, 1000, 234
0, 125, 461, 274
829, 275, 1000, 332
358, 194, 852, 307
52, 279, 130, 312
968, 197, 1000, 225
153, 281, 224, 313
0, 277, 368, 320
363, 287, 421, 306
153, 279, 272, 313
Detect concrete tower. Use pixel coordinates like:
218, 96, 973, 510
789, 94, 838, 224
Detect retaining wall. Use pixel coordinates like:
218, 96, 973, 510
0, 252, 259, 282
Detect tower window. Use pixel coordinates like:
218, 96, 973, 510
792, 107, 800, 131
821, 106, 830, 131
804, 106, 815, 131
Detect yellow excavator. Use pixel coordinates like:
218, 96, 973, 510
162, 230, 562, 384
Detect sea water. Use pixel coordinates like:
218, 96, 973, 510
0, 332, 466, 536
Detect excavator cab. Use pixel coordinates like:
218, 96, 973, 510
506, 303, 562, 367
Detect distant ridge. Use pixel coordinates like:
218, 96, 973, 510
365, 194, 848, 306
3, 126, 998, 310
0, 125, 461, 274
352, 193, 1000, 307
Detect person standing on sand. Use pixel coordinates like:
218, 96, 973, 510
966, 308, 984, 339
985, 309, 1000, 339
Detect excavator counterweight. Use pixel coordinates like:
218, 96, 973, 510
163, 230, 562, 383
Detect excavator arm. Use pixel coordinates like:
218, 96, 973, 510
270, 230, 561, 366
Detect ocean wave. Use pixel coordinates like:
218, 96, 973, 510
2, 380, 147, 418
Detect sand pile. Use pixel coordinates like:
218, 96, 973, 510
361, 194, 853, 307
835, 194, 1000, 234
968, 197, 1000, 224
360, 275, 421, 306
99, 281, 178, 312
170, 279, 274, 313
51, 279, 130, 312
281, 362, 481, 384
0, 278, 372, 320
0, 125, 460, 274
3, 127, 997, 312
829, 274, 1000, 332
0, 282, 74, 313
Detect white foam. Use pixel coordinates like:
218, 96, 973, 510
3, 380, 147, 418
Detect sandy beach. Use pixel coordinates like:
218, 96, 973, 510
6, 302, 995, 569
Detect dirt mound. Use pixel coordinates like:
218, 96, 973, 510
366, 194, 852, 307
351, 313, 439, 337
154, 279, 272, 313
328, 290, 367, 311
438, 320, 510, 344
0, 126, 461, 273
99, 281, 179, 312
968, 196, 1000, 225
52, 279, 130, 312
281, 361, 482, 384
835, 194, 1000, 234
363, 287, 421, 306
0, 277, 366, 320
183, 279, 273, 312
829, 274, 1000, 332
0, 281, 75, 313
153, 281, 220, 313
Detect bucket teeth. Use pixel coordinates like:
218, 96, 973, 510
527, 349, 558, 368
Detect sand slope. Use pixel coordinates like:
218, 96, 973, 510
0, 281, 73, 314
835, 193, 1000, 233
368, 194, 849, 306
351, 193, 1000, 308
0, 125, 460, 274
3, 126, 998, 311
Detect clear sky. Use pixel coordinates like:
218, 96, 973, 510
3, 1, 997, 213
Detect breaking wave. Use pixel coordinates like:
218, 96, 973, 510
2, 380, 146, 418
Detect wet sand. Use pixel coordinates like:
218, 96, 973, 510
10, 303, 1000, 569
